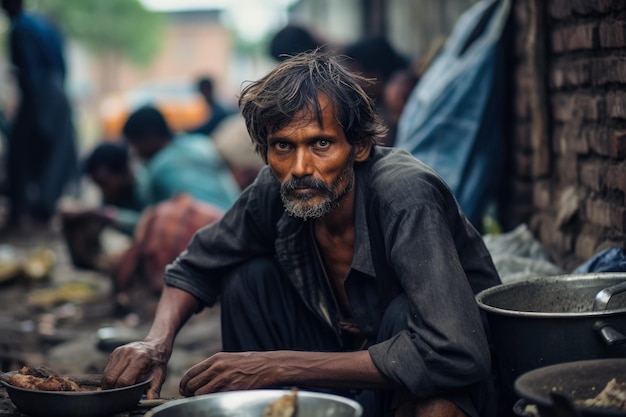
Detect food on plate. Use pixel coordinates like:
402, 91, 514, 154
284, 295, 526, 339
263, 388, 298, 417
6, 365, 99, 392
578, 378, 626, 410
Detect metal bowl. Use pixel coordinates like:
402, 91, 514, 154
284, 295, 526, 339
145, 389, 363, 417
0, 373, 151, 417
514, 359, 626, 416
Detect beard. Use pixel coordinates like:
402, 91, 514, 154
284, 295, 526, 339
280, 168, 355, 221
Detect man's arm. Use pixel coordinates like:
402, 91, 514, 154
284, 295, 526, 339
179, 350, 396, 396
102, 285, 200, 399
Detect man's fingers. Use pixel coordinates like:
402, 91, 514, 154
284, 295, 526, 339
102, 350, 131, 389
179, 361, 203, 394
145, 367, 165, 400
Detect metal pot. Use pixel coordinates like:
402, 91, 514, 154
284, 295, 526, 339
514, 358, 626, 417
146, 389, 363, 417
475, 273, 626, 415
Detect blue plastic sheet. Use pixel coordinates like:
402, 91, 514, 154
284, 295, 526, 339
573, 247, 626, 274
395, 0, 511, 228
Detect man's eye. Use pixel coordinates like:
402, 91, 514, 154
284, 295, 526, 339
275, 142, 290, 150
316, 139, 330, 148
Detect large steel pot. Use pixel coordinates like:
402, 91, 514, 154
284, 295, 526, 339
475, 273, 626, 415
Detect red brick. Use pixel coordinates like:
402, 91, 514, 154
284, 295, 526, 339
592, 0, 626, 13
607, 92, 626, 119
580, 161, 606, 191
611, 131, 626, 158
552, 228, 575, 252
591, 56, 626, 85
599, 21, 626, 48
586, 127, 611, 156
555, 156, 578, 184
585, 199, 613, 228
575, 232, 601, 261
613, 206, 626, 232
571, 0, 595, 15
554, 125, 589, 156
551, 24, 597, 52
605, 164, 626, 193
549, 0, 572, 19
551, 94, 603, 122
550, 59, 590, 88
533, 181, 552, 209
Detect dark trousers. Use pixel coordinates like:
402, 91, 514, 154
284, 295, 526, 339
7, 83, 77, 222
219, 257, 479, 417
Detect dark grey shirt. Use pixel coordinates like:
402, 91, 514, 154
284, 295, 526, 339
165, 146, 501, 404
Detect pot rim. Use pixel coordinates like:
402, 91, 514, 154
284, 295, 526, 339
475, 273, 626, 317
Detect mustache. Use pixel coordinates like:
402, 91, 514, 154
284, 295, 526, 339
281, 177, 332, 194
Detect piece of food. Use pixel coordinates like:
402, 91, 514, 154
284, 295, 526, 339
263, 388, 298, 417
8, 374, 80, 392
6, 365, 84, 392
578, 378, 626, 410
18, 365, 56, 378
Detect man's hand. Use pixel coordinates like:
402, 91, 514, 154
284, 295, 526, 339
179, 351, 283, 396
102, 341, 169, 399
179, 350, 394, 397
101, 286, 200, 398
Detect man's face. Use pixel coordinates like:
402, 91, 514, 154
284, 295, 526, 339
266, 94, 357, 221
91, 167, 134, 207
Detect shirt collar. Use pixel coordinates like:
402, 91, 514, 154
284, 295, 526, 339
351, 152, 377, 277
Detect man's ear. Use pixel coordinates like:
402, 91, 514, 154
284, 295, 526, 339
353, 139, 373, 162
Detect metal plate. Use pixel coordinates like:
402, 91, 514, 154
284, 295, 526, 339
146, 389, 363, 417
0, 373, 151, 417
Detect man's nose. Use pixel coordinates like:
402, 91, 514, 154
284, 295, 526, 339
292, 148, 314, 177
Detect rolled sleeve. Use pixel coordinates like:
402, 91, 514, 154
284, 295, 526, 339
371, 200, 491, 397
162, 168, 281, 308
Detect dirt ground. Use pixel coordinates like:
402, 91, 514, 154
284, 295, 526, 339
0, 201, 222, 402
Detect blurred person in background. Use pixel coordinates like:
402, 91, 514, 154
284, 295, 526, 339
122, 105, 240, 212
268, 23, 329, 62
1, 0, 78, 227
62, 106, 240, 306
187, 76, 235, 137
342, 36, 410, 147
380, 69, 420, 147
342, 36, 410, 106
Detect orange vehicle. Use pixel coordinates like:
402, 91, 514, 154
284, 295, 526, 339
100, 81, 208, 141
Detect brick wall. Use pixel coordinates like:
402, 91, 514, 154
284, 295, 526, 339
510, 0, 626, 270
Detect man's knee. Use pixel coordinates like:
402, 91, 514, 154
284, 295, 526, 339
221, 257, 282, 307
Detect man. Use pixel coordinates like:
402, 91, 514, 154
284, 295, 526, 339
102, 51, 501, 417
63, 107, 239, 290
187, 77, 234, 137
1, 0, 78, 224
121, 105, 241, 215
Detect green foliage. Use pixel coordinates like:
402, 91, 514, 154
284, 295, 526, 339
29, 0, 164, 66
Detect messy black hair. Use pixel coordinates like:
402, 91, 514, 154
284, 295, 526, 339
122, 105, 172, 143
83, 142, 129, 176
239, 49, 387, 163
